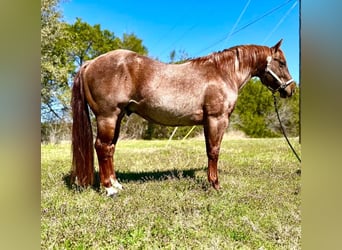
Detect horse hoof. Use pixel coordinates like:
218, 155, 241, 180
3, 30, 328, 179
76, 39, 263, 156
108, 193, 118, 199
212, 182, 220, 190
105, 186, 118, 197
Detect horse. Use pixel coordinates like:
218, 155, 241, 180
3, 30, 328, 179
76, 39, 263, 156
71, 39, 295, 197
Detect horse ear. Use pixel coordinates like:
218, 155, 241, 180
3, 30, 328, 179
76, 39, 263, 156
272, 39, 283, 53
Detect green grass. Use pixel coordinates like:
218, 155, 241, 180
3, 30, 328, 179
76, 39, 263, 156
41, 138, 301, 249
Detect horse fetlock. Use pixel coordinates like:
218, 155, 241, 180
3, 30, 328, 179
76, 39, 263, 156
208, 171, 220, 190
102, 176, 123, 196
212, 180, 220, 190
104, 179, 123, 197
208, 173, 217, 183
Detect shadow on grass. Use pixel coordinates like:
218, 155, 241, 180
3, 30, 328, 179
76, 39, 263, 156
63, 167, 206, 192
117, 168, 204, 182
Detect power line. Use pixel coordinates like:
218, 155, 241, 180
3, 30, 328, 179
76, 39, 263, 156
195, 0, 295, 56
151, 23, 179, 49
159, 24, 198, 60
262, 1, 298, 44
225, 0, 252, 44
230, 0, 294, 37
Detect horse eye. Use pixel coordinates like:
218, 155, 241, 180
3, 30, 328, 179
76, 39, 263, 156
279, 61, 286, 67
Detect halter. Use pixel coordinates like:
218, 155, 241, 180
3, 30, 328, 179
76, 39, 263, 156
265, 56, 294, 93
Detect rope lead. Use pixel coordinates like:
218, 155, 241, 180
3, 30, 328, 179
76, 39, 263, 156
273, 94, 301, 163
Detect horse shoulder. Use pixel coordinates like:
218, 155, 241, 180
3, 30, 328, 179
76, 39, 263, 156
203, 81, 238, 117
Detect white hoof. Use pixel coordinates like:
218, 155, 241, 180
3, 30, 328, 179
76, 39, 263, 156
105, 186, 118, 196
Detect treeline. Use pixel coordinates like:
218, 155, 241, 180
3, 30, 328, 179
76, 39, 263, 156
41, 0, 148, 122
41, 0, 299, 143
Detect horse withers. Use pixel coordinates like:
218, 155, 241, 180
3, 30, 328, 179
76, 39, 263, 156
71, 39, 295, 196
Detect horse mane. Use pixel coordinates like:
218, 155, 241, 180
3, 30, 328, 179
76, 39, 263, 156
189, 44, 271, 73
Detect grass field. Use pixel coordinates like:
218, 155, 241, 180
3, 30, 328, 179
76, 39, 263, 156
41, 137, 301, 249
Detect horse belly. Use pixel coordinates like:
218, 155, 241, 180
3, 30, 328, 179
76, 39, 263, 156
129, 97, 204, 126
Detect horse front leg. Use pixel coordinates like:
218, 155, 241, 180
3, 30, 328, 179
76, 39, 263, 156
95, 113, 123, 197
204, 116, 228, 190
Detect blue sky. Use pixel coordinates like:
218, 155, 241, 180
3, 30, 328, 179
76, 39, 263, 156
61, 0, 299, 82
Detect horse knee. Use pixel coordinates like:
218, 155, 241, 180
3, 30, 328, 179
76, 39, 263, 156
207, 146, 220, 161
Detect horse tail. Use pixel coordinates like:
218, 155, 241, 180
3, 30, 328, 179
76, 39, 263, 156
71, 66, 94, 187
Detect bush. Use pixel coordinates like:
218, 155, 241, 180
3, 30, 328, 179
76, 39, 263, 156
41, 121, 71, 143
231, 78, 300, 138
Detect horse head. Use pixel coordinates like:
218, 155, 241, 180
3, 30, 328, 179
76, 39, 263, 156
259, 39, 296, 98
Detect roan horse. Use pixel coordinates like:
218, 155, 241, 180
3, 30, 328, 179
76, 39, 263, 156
71, 39, 295, 196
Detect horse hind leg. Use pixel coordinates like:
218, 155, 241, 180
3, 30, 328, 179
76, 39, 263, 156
95, 112, 124, 197
110, 111, 125, 191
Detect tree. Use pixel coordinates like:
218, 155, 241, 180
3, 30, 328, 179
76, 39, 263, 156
120, 33, 148, 54
169, 50, 176, 63
41, 14, 148, 120
266, 84, 300, 137
41, 10, 149, 141
65, 18, 148, 67
168, 49, 189, 63
231, 78, 300, 138
41, 0, 72, 121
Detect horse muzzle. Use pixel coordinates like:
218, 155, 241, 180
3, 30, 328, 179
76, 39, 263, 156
279, 80, 295, 98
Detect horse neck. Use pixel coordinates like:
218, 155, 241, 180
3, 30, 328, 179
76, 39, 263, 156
220, 45, 271, 90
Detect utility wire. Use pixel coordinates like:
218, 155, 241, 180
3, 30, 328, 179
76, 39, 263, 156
225, 0, 252, 44
195, 0, 295, 56
159, 24, 197, 59
263, 1, 298, 44
151, 23, 179, 49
